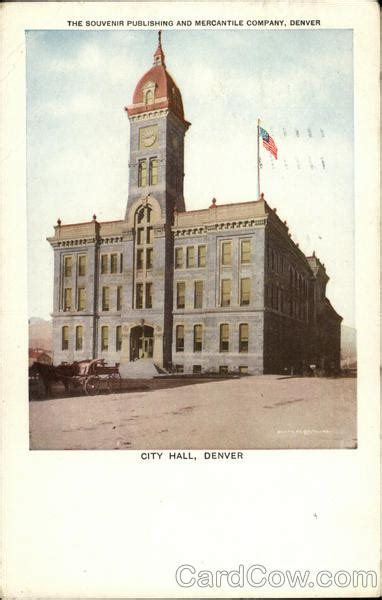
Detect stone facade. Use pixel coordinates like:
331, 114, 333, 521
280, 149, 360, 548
48, 36, 342, 376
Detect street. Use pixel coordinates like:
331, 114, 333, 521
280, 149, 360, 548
29, 375, 356, 450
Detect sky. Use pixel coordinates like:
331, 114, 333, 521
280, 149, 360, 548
27, 28, 354, 326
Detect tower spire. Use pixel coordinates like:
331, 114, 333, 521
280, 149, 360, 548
153, 30, 166, 66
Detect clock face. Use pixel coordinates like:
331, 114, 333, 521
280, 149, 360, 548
139, 125, 158, 150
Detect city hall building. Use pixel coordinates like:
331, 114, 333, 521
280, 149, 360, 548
48, 36, 342, 376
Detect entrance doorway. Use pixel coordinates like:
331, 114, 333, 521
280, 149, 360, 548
130, 325, 154, 360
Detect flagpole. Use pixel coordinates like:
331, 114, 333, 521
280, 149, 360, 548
257, 118, 260, 199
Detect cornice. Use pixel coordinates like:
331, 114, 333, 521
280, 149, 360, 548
129, 109, 169, 122
48, 237, 97, 248
173, 217, 267, 238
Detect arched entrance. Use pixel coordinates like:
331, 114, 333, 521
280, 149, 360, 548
130, 325, 154, 360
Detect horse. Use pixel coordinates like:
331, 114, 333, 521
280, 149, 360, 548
29, 361, 80, 397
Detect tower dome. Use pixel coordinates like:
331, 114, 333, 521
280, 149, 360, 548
126, 32, 188, 125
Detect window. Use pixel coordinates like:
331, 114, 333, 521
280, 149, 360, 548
64, 256, 72, 277
110, 254, 118, 273
176, 325, 184, 352
240, 240, 251, 264
198, 245, 206, 267
177, 282, 185, 309
221, 241, 231, 266
137, 248, 144, 270
221, 279, 231, 307
186, 246, 195, 268
146, 248, 153, 269
239, 323, 249, 353
193, 324, 203, 352
120, 253, 123, 273
116, 325, 122, 351
101, 254, 108, 274
137, 206, 152, 224
101, 326, 109, 351
117, 286, 122, 311
75, 326, 83, 351
135, 208, 153, 281
146, 227, 153, 244
62, 326, 69, 350
219, 366, 229, 374
220, 323, 229, 352
193, 365, 202, 374
175, 248, 183, 269
145, 89, 154, 105
149, 157, 158, 185
102, 287, 110, 311
136, 283, 143, 309
138, 159, 147, 187
77, 287, 86, 311
145, 282, 153, 308
239, 366, 248, 374
240, 278, 251, 306
194, 281, 203, 309
78, 255, 86, 276
64, 288, 72, 311
174, 364, 184, 373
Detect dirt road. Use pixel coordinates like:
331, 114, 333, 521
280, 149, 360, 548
29, 375, 356, 450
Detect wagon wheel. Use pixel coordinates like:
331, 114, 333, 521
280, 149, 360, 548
84, 376, 103, 396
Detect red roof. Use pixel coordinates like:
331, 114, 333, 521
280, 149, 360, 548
29, 349, 52, 359
126, 38, 188, 124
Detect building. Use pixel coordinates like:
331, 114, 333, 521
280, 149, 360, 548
48, 34, 342, 376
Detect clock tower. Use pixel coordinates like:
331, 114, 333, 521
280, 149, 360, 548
125, 32, 190, 223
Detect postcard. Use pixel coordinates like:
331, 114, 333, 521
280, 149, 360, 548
1, 1, 380, 598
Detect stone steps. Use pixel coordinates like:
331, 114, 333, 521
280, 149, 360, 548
119, 359, 162, 379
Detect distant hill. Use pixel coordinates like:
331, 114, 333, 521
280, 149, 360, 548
341, 324, 357, 368
29, 317, 52, 351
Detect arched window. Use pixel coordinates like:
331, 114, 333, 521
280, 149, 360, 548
145, 89, 154, 105
176, 325, 184, 352
134, 205, 154, 308
101, 326, 109, 351
193, 325, 203, 352
239, 324, 248, 353
62, 326, 69, 350
116, 326, 122, 351
149, 157, 158, 185
138, 160, 147, 187
220, 324, 229, 352
75, 326, 83, 351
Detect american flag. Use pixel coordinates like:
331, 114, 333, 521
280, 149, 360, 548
259, 126, 278, 159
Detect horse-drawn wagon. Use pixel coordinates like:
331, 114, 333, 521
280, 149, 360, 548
29, 358, 121, 397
